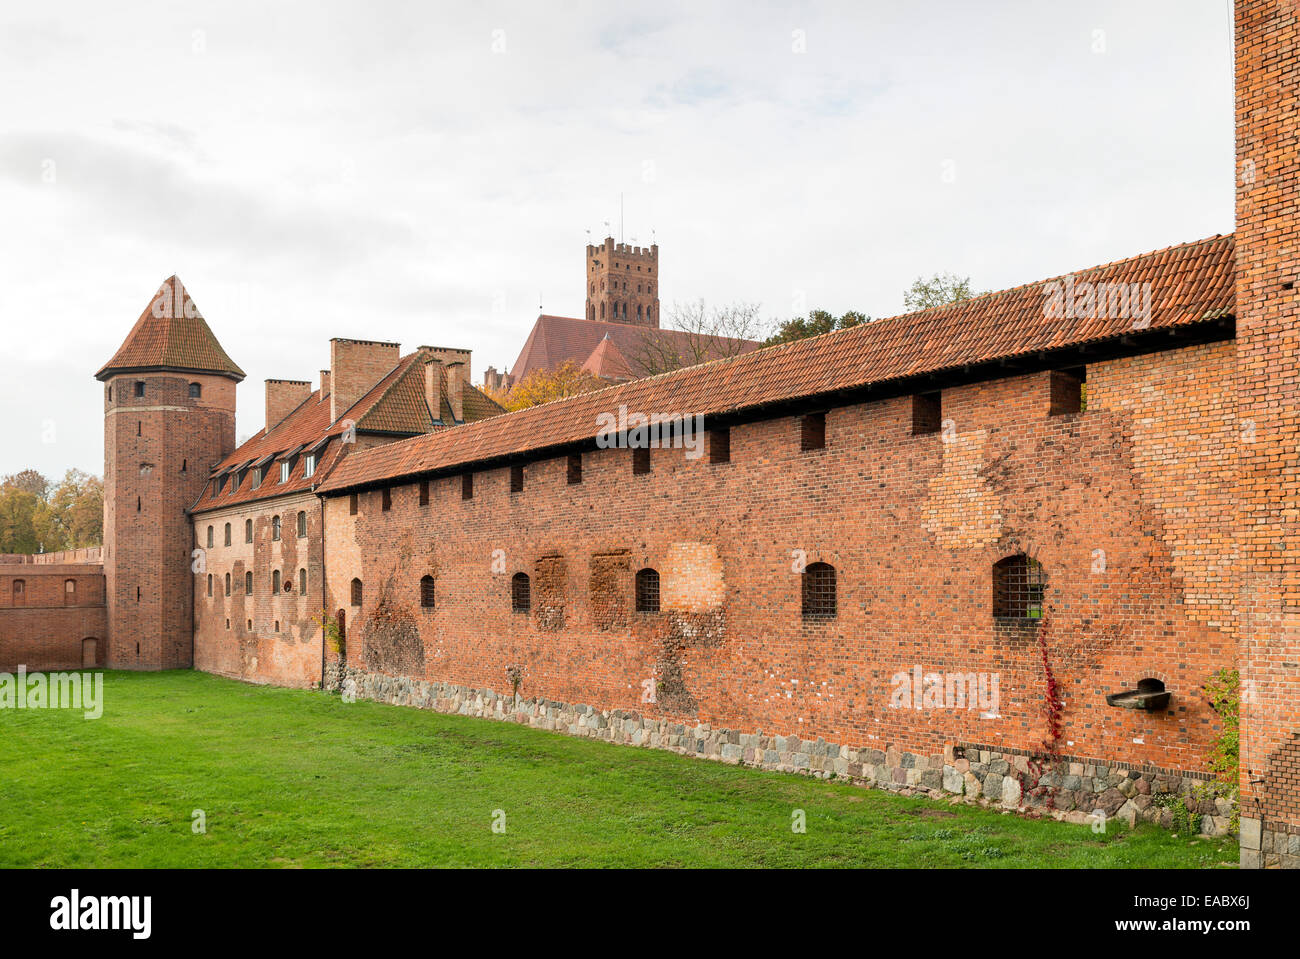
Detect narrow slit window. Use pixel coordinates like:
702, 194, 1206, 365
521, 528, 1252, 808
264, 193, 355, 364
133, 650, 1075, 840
419, 480, 429, 506
567, 453, 582, 484
511, 464, 524, 493
350, 578, 363, 607
462, 473, 474, 500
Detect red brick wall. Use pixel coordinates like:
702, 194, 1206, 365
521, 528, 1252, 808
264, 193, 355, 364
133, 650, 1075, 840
0, 564, 106, 671
103, 371, 236, 670
323, 346, 1236, 776
191, 492, 324, 687
1235, 0, 1300, 837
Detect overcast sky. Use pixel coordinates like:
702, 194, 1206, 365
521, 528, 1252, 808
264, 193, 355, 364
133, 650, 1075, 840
0, 0, 1235, 480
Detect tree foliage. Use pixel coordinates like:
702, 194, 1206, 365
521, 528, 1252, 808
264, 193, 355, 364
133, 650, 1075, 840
762, 310, 870, 348
0, 469, 103, 554
902, 273, 985, 313
488, 361, 605, 412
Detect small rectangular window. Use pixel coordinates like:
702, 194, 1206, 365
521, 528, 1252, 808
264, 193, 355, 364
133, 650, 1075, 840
510, 464, 524, 493
349, 493, 358, 515
800, 412, 826, 452
911, 392, 942, 435
382, 488, 391, 511
419, 480, 429, 506
134, 381, 145, 398
1049, 369, 1084, 416
462, 473, 474, 500
567, 453, 582, 485
709, 427, 731, 464
632, 446, 651, 475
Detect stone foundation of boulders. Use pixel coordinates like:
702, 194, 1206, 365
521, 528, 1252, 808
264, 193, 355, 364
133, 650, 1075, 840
325, 663, 1236, 838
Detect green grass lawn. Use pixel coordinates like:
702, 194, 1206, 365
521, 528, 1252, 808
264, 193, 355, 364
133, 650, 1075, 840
0, 670, 1237, 868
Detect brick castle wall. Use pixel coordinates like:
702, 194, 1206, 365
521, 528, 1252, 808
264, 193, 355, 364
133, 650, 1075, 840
0, 563, 106, 671
191, 491, 325, 687
320, 347, 1238, 789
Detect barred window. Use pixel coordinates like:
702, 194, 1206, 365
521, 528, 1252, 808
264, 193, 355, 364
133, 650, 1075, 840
993, 555, 1046, 620
420, 575, 436, 609
635, 568, 660, 613
511, 572, 531, 612
350, 578, 363, 607
801, 562, 836, 621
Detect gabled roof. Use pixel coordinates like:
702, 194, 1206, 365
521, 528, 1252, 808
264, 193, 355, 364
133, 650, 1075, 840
510, 314, 760, 383
191, 350, 504, 512
581, 332, 633, 381
97, 276, 245, 381
319, 233, 1236, 495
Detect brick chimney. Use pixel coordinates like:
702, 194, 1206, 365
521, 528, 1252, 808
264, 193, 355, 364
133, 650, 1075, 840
319, 369, 330, 400
1234, 0, 1300, 867
329, 338, 400, 425
418, 345, 471, 386
265, 379, 312, 435
423, 356, 445, 422
445, 360, 465, 423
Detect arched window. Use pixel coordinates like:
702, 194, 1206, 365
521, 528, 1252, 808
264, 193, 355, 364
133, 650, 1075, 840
207, 526, 214, 549
12, 579, 25, 605
635, 568, 660, 613
299, 568, 307, 593
207, 573, 213, 597
350, 578, 363, 607
189, 382, 202, 399
64, 579, 76, 605
224, 573, 232, 597
993, 555, 1046, 620
801, 562, 837, 621
224, 523, 231, 546
272, 516, 281, 541
297, 511, 307, 538
245, 519, 253, 543
272, 570, 281, 593
511, 572, 531, 612
420, 575, 436, 608
245, 571, 253, 594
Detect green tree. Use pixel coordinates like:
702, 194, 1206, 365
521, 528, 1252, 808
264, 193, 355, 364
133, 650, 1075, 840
0, 487, 41, 554
902, 273, 985, 312
762, 310, 870, 347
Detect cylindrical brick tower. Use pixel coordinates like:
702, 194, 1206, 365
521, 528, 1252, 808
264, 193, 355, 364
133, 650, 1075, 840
96, 276, 243, 670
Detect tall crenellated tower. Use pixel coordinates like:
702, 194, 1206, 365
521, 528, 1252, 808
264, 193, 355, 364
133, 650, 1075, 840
585, 236, 660, 327
96, 276, 243, 670
1234, 0, 1300, 867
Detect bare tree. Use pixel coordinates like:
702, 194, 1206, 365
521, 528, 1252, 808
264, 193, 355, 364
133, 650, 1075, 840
628, 300, 766, 376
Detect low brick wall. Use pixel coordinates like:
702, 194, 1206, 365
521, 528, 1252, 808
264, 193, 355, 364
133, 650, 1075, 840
327, 664, 1234, 837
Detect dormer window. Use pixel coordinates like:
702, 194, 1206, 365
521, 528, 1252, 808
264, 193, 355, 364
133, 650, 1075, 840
304, 454, 317, 478
279, 460, 291, 484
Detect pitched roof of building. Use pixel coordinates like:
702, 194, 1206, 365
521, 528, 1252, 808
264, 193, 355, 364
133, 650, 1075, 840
191, 350, 504, 512
318, 233, 1236, 496
509, 313, 760, 383
97, 276, 245, 381
580, 332, 633, 381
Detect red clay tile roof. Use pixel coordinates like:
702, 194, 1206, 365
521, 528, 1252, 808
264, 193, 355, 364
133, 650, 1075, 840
191, 350, 504, 512
581, 332, 633, 381
319, 233, 1236, 495
97, 276, 245, 381
510, 314, 760, 382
